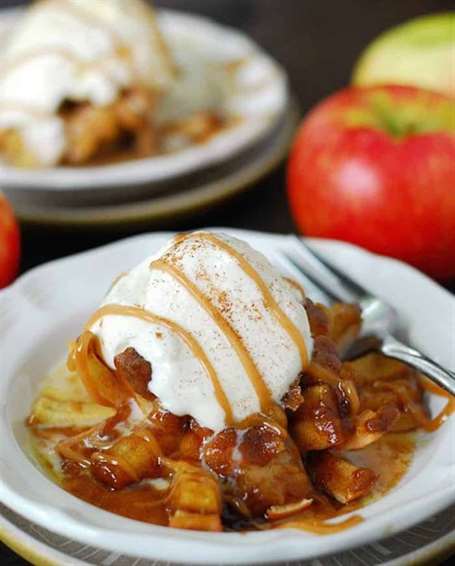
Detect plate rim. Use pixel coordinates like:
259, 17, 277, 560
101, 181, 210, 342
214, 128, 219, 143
1, 501, 454, 566
0, 509, 81, 566
0, 229, 454, 564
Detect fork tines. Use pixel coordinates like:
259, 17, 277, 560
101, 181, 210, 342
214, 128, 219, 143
281, 235, 371, 304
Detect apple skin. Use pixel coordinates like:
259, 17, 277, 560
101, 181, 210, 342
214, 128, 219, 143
0, 191, 20, 288
353, 13, 455, 99
287, 85, 455, 280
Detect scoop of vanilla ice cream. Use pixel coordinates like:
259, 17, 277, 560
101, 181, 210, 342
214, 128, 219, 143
90, 232, 313, 432
0, 0, 174, 165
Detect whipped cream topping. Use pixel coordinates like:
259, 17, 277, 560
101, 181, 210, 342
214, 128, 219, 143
90, 232, 313, 432
0, 0, 174, 165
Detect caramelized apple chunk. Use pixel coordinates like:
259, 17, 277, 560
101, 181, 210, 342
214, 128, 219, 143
61, 88, 156, 164
235, 449, 312, 517
28, 397, 115, 429
114, 347, 154, 400
179, 419, 213, 461
342, 406, 400, 450
148, 408, 186, 455
346, 353, 410, 386
290, 384, 345, 451
305, 336, 342, 385
308, 452, 376, 504
347, 353, 427, 432
169, 467, 222, 531
326, 302, 362, 352
304, 299, 330, 337
204, 425, 311, 518
282, 381, 305, 412
203, 429, 237, 477
304, 300, 361, 352
169, 511, 222, 532
239, 424, 287, 466
91, 428, 162, 489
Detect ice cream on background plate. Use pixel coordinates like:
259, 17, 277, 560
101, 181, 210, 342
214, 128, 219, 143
0, 0, 230, 167
0, 0, 174, 166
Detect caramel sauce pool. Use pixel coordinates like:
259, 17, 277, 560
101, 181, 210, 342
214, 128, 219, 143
31, 368, 451, 533
28, 337, 454, 533
29, 421, 416, 533
420, 378, 455, 431
265, 433, 416, 533
63, 477, 169, 526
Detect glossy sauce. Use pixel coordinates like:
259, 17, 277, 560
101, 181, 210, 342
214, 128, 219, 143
28, 431, 416, 533
420, 378, 455, 432
63, 477, 169, 525
266, 432, 415, 533
46, 380, 443, 533
29, 355, 418, 536
383, 377, 455, 433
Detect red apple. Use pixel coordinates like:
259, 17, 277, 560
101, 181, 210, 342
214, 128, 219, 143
0, 191, 20, 288
287, 85, 455, 280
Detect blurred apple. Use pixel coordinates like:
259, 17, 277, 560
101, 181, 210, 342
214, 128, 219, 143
352, 12, 455, 98
287, 85, 455, 280
0, 191, 20, 288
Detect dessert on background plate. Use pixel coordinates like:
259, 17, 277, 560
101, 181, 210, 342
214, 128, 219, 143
26, 231, 454, 532
0, 0, 235, 168
0, 1, 290, 223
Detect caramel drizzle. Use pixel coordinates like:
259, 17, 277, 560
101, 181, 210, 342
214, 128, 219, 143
387, 377, 455, 433
151, 259, 273, 411
420, 378, 455, 432
85, 304, 234, 425
175, 232, 310, 368
107, 272, 128, 294
70, 330, 93, 395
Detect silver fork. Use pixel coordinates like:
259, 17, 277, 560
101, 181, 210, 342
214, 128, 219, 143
280, 236, 455, 396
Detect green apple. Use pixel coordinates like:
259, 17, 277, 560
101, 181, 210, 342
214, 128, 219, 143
352, 12, 455, 98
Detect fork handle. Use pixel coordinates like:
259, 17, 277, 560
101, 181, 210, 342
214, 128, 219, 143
380, 335, 455, 397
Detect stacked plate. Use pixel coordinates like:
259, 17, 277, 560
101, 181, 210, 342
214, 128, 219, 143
0, 8, 298, 227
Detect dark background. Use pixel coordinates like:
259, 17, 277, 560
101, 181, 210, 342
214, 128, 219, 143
2, 0, 454, 564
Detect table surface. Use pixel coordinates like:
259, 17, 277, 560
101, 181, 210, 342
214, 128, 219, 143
2, 0, 454, 564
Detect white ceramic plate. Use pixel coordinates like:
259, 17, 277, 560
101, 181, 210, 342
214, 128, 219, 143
0, 9, 288, 192
1, 500, 455, 566
0, 229, 454, 565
